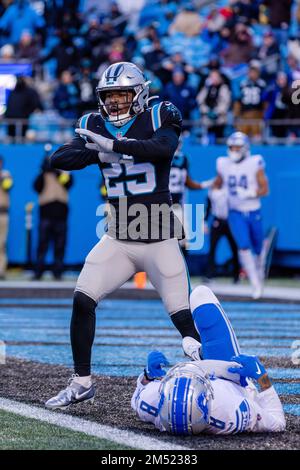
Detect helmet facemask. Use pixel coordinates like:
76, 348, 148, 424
96, 62, 151, 127
228, 146, 247, 163
227, 132, 250, 163
96, 88, 134, 127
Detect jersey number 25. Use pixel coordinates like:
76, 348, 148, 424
102, 162, 156, 198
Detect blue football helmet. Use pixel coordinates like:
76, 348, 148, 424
158, 362, 214, 435
227, 132, 250, 163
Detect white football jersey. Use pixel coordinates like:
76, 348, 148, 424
217, 155, 265, 212
131, 366, 285, 435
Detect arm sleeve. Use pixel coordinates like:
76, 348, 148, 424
205, 196, 211, 221
112, 126, 179, 163
131, 374, 164, 431
50, 136, 99, 170
251, 386, 286, 433
33, 174, 44, 193
65, 173, 74, 190
113, 101, 182, 163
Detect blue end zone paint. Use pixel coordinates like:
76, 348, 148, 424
1, 298, 299, 418
283, 404, 300, 416
268, 368, 300, 379
0, 298, 72, 306
273, 383, 300, 395
0, 300, 299, 382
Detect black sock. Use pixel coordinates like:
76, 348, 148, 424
70, 291, 96, 376
170, 309, 200, 342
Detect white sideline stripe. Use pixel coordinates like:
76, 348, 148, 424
0, 397, 189, 451
199, 282, 300, 302
0, 280, 153, 290
1, 280, 300, 301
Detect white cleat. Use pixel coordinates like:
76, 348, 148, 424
182, 336, 202, 361
252, 283, 264, 300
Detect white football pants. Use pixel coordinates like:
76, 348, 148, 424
75, 235, 190, 314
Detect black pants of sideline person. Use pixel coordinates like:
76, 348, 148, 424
34, 217, 67, 279
205, 217, 240, 282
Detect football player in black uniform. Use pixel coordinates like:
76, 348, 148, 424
45, 62, 201, 410
169, 141, 212, 255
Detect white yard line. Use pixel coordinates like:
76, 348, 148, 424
205, 282, 300, 302
0, 397, 189, 451
1, 280, 300, 301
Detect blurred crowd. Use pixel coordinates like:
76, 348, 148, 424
1, 0, 300, 142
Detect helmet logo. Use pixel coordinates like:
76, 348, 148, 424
105, 63, 124, 81
97, 62, 149, 126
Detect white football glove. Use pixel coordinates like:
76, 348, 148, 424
236, 187, 257, 199
75, 128, 114, 152
98, 151, 122, 164
82, 141, 121, 163
200, 178, 214, 189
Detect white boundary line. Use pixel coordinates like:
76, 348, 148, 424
0, 397, 189, 451
1, 280, 300, 301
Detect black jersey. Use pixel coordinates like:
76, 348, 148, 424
50, 101, 183, 242
169, 151, 188, 205
240, 78, 266, 112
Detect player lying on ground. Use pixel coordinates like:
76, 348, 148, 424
45, 62, 200, 410
131, 285, 285, 434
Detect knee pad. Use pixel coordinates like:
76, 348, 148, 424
190, 285, 219, 313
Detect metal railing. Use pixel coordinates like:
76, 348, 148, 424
1, 117, 300, 145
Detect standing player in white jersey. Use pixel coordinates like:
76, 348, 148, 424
214, 132, 269, 299
131, 285, 285, 435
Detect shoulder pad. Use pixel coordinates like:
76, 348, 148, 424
252, 154, 265, 169
172, 152, 188, 168
77, 113, 98, 142
77, 113, 92, 130
151, 101, 182, 135
216, 156, 227, 173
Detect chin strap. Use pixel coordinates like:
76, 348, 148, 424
109, 115, 132, 127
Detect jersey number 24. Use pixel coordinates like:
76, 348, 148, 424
228, 175, 248, 196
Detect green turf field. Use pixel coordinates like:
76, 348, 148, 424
0, 409, 134, 450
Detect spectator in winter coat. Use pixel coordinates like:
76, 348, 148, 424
163, 70, 196, 128
197, 70, 231, 140
5, 76, 43, 139
53, 70, 80, 119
